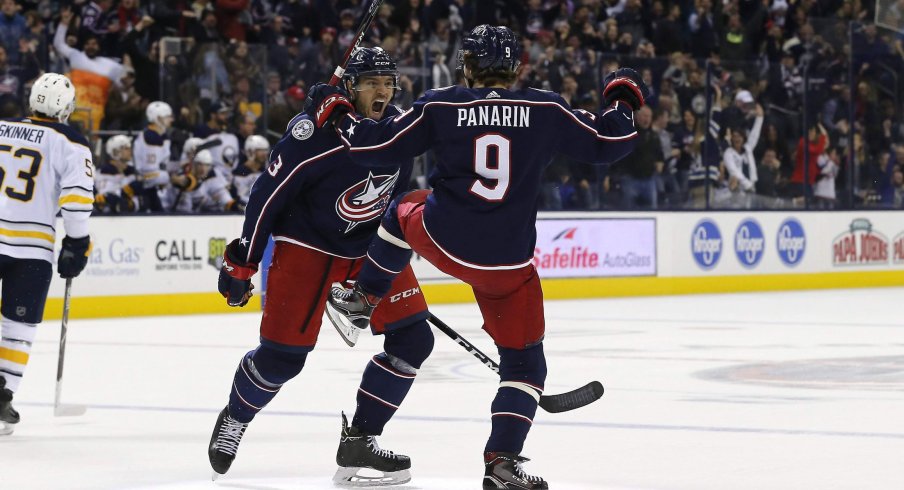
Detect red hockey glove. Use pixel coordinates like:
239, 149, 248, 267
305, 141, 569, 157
218, 239, 258, 307
305, 83, 354, 129
602, 68, 650, 111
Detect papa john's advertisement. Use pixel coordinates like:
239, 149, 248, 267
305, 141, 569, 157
533, 219, 656, 278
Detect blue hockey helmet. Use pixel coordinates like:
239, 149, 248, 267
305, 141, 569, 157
343, 47, 400, 91
457, 25, 522, 78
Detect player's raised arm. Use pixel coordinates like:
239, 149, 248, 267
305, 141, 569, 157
558, 68, 650, 165
305, 84, 432, 167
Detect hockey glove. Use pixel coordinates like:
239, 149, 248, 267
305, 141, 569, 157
304, 83, 354, 129
218, 239, 257, 307
602, 68, 650, 111
57, 235, 92, 278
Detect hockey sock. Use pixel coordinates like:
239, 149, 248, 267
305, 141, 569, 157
0, 316, 38, 393
352, 321, 434, 435
228, 344, 307, 423
358, 226, 413, 298
485, 343, 548, 454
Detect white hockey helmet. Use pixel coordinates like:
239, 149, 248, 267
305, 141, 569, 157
194, 149, 214, 167
29, 73, 76, 122
244, 135, 269, 158
105, 134, 133, 160
146, 101, 174, 128
183, 137, 203, 159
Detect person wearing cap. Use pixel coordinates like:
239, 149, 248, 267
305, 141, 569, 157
194, 101, 240, 182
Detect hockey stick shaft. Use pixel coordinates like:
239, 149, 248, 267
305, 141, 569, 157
328, 0, 386, 86
427, 314, 604, 413
54, 278, 86, 416
54, 278, 72, 411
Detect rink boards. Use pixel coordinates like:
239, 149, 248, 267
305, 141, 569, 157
36, 211, 904, 319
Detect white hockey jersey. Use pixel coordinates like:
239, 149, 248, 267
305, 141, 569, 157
172, 171, 235, 213
202, 132, 239, 183
94, 162, 139, 212
0, 117, 94, 262
133, 128, 171, 187
230, 164, 260, 204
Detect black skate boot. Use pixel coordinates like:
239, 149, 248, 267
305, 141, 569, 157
483, 452, 548, 489
333, 412, 411, 486
208, 406, 249, 479
326, 282, 381, 347
0, 377, 19, 436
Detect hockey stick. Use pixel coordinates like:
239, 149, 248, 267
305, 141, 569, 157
427, 314, 604, 413
328, 0, 386, 86
54, 278, 86, 417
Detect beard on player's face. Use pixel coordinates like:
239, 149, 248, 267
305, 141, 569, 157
351, 76, 394, 119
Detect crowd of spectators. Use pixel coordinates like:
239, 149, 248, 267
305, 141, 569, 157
0, 0, 902, 211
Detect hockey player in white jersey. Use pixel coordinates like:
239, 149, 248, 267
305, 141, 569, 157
95, 135, 140, 214
0, 73, 94, 435
230, 135, 267, 204
171, 149, 239, 213
133, 101, 174, 212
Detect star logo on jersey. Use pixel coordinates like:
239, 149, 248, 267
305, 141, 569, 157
335, 171, 400, 233
346, 123, 356, 137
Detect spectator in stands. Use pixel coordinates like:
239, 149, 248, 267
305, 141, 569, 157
54, 7, 125, 133
103, 66, 145, 130
755, 122, 793, 179
814, 146, 841, 208
0, 0, 26, 66
0, 42, 38, 106
122, 15, 159, 100
893, 166, 904, 208
619, 106, 663, 209
723, 104, 764, 208
215, 0, 249, 41
790, 123, 829, 203
755, 148, 786, 204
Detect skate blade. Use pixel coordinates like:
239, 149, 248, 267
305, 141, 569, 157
0, 422, 14, 436
332, 467, 411, 487
211, 471, 222, 481
54, 404, 87, 417
326, 305, 363, 347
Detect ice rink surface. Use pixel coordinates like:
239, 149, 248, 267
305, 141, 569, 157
3, 288, 904, 490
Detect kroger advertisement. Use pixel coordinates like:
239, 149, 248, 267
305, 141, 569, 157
665, 211, 904, 276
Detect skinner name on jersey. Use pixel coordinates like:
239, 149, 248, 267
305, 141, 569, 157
0, 122, 46, 144
456, 105, 531, 127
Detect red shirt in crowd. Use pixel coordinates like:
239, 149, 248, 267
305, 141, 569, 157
791, 134, 827, 184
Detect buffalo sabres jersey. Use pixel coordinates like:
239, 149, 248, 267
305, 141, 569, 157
337, 86, 637, 267
237, 108, 412, 265
94, 162, 138, 212
173, 171, 235, 213
133, 128, 171, 187
203, 132, 240, 183
231, 164, 260, 204
0, 117, 94, 262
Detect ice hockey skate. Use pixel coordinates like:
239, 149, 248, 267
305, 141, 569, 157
333, 412, 411, 487
207, 406, 248, 479
0, 377, 19, 436
326, 283, 380, 347
483, 452, 548, 489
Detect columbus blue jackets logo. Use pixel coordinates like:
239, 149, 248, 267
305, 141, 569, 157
335, 171, 399, 232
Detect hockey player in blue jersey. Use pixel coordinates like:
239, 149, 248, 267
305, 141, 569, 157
311, 25, 649, 489
209, 48, 432, 486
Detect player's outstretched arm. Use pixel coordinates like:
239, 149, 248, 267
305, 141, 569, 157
558, 67, 650, 165
337, 96, 432, 167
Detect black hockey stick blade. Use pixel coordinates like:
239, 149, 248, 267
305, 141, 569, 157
428, 314, 605, 413
538, 381, 604, 413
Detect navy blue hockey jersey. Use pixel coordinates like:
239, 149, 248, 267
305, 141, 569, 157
336, 86, 638, 267
238, 108, 412, 265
